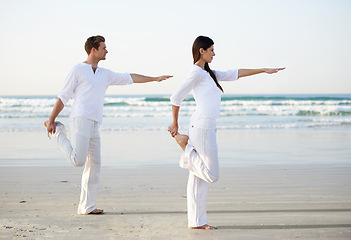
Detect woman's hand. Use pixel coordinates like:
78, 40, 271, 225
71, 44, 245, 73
44, 120, 57, 135
238, 68, 285, 78
168, 122, 179, 138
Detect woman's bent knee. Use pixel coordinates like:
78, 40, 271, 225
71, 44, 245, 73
208, 175, 219, 183
209, 169, 219, 183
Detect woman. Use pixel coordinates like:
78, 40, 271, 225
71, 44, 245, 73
168, 36, 284, 230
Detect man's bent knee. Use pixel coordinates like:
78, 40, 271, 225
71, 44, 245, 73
71, 161, 85, 167
70, 154, 85, 167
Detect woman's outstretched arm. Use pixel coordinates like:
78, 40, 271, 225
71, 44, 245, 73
238, 68, 285, 78
168, 105, 180, 137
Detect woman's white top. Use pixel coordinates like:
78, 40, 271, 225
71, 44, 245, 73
170, 65, 238, 119
58, 63, 133, 123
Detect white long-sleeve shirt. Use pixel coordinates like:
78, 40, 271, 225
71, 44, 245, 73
170, 65, 238, 119
58, 63, 133, 123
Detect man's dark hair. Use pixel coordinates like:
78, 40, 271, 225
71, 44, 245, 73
85, 35, 105, 55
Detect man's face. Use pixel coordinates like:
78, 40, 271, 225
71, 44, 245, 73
95, 42, 108, 60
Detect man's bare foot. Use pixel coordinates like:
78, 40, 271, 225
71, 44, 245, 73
174, 134, 189, 151
88, 208, 104, 214
189, 224, 217, 230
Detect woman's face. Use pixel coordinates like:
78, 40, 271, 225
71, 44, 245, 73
201, 45, 215, 63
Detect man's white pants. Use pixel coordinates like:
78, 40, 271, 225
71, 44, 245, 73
54, 117, 101, 215
180, 118, 219, 227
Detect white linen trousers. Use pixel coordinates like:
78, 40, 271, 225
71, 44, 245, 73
54, 117, 101, 215
180, 118, 219, 227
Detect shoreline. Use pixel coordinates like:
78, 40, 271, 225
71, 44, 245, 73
1, 127, 351, 167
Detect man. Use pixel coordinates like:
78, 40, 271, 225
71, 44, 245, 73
44, 35, 172, 215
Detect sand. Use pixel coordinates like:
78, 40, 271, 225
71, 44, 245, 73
1, 164, 351, 239
1, 130, 351, 239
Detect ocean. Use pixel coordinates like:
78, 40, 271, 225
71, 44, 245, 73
0, 94, 350, 132
0, 94, 351, 167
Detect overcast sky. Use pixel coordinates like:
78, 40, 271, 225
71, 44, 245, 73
1, 0, 350, 96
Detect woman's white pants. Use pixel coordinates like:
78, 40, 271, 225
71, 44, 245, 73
54, 117, 101, 215
180, 119, 219, 227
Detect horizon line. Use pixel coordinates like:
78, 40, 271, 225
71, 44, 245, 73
1, 93, 351, 97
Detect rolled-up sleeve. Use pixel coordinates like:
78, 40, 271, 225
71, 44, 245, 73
58, 67, 78, 105
108, 70, 133, 86
170, 70, 200, 106
214, 69, 238, 82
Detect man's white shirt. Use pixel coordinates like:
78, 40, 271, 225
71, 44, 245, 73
59, 63, 133, 123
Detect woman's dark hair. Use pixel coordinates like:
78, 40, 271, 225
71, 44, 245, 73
192, 36, 223, 92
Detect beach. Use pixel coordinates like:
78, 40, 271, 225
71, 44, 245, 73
1, 129, 351, 239
1, 94, 351, 239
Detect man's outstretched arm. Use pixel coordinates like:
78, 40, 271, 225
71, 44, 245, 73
130, 74, 173, 83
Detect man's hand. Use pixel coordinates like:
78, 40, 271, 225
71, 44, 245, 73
264, 68, 285, 74
155, 75, 173, 82
131, 74, 173, 83
44, 98, 64, 138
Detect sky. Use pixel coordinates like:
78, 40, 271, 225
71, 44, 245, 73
0, 0, 350, 96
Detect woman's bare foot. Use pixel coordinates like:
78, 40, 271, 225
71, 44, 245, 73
174, 134, 189, 151
189, 224, 217, 230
